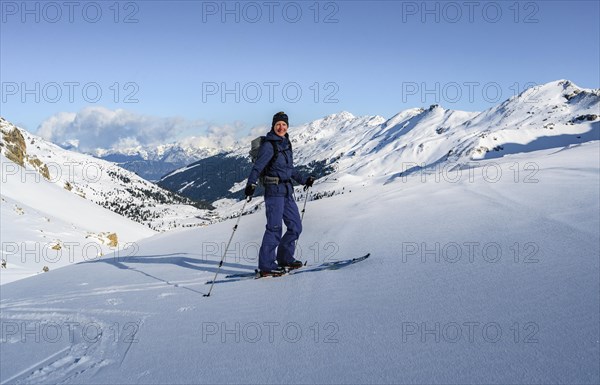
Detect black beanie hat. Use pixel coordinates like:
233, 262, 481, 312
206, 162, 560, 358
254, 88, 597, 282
271, 111, 289, 129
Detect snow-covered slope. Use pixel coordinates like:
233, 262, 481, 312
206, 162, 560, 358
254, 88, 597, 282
0, 154, 156, 285
333, 80, 598, 184
1, 141, 598, 384
1, 118, 217, 232
450, 79, 600, 161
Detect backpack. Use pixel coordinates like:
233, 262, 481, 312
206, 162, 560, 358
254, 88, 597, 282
249, 136, 292, 186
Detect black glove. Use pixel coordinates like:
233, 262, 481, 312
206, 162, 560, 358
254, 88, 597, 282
244, 184, 256, 200
304, 176, 315, 191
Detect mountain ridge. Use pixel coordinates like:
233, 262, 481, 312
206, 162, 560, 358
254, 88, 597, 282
157, 79, 599, 203
1, 118, 217, 232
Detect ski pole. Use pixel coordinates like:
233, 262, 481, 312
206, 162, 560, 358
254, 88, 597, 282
204, 197, 250, 297
294, 186, 311, 266
300, 185, 310, 221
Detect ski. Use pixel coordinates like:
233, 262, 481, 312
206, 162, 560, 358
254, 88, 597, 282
223, 271, 258, 279
206, 253, 370, 284
290, 253, 370, 274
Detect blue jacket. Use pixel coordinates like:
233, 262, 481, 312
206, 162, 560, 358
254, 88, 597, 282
248, 131, 306, 196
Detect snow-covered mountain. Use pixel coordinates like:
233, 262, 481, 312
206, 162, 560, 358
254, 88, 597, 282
91, 143, 222, 182
158, 80, 599, 205
1, 139, 598, 384
0, 153, 156, 285
0, 118, 218, 233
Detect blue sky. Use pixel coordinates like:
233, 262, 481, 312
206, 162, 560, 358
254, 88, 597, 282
1, 0, 599, 147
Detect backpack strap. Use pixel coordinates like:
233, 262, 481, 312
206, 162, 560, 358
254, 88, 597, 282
265, 140, 279, 174
262, 135, 289, 177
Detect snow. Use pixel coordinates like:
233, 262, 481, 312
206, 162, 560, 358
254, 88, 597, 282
0, 154, 155, 285
1, 141, 598, 384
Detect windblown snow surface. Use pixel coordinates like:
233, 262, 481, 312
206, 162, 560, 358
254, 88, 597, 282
1, 141, 598, 384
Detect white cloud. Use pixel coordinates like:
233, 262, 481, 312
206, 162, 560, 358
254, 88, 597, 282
36, 107, 243, 152
248, 124, 269, 138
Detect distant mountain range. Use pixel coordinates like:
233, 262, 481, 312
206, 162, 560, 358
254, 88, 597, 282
0, 118, 216, 232
87, 143, 224, 182
156, 80, 599, 203
14, 79, 598, 210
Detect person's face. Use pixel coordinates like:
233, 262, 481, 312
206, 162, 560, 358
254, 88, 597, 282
273, 121, 288, 137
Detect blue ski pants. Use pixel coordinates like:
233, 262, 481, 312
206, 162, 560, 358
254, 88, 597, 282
258, 193, 302, 271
